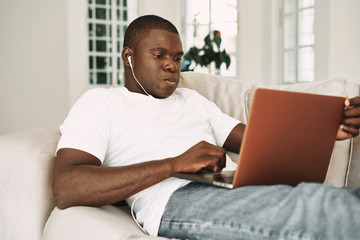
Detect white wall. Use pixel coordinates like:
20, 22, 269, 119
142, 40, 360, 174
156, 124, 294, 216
138, 0, 183, 32
238, 0, 264, 84
0, 0, 69, 135
237, 0, 280, 85
328, 0, 360, 84
68, 0, 88, 107
1, 0, 359, 135
315, 0, 360, 84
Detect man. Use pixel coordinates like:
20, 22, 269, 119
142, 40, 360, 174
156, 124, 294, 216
53, 15, 360, 239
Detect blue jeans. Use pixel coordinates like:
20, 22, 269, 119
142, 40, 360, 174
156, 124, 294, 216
158, 182, 360, 240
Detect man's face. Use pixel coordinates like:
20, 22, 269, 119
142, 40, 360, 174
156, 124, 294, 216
132, 29, 184, 98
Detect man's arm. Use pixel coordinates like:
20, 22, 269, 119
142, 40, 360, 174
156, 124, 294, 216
222, 123, 246, 153
53, 141, 227, 209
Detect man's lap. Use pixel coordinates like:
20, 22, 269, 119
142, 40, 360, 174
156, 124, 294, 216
158, 182, 360, 240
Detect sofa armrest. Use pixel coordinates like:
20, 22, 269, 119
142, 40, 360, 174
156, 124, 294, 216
43, 206, 175, 240
0, 128, 60, 240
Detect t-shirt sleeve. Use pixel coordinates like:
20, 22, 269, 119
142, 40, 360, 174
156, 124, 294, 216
194, 91, 241, 147
56, 89, 112, 163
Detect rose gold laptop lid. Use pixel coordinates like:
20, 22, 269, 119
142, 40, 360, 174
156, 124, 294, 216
233, 88, 345, 187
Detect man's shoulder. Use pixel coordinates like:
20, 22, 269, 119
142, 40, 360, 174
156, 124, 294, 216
71, 87, 129, 112
84, 87, 123, 96
175, 87, 210, 103
175, 87, 202, 98
80, 87, 127, 101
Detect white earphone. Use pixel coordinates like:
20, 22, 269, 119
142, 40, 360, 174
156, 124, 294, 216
127, 56, 133, 67
127, 55, 150, 96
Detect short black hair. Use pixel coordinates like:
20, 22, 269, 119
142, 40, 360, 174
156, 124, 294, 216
123, 15, 179, 49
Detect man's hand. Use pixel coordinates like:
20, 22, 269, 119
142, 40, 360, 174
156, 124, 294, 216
170, 141, 226, 173
336, 95, 360, 140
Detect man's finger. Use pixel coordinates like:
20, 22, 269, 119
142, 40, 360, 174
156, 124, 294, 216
342, 117, 360, 128
342, 125, 360, 137
344, 107, 360, 118
349, 96, 360, 107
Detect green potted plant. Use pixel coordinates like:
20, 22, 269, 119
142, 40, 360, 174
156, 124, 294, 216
183, 30, 231, 74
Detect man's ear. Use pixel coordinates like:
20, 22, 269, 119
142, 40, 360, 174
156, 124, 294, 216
122, 47, 133, 67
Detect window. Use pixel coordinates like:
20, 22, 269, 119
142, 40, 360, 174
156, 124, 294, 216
87, 0, 137, 86
183, 0, 237, 77
281, 0, 315, 83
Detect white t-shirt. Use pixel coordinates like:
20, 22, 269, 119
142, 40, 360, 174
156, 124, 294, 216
57, 87, 240, 236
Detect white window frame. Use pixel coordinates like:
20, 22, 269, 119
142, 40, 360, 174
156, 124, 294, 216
281, 0, 315, 84
87, 0, 138, 86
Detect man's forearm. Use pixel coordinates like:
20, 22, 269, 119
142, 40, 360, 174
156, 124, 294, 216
53, 159, 173, 209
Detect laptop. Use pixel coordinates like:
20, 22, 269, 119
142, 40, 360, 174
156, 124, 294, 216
171, 88, 345, 188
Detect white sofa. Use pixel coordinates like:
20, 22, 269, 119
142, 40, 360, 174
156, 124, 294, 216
1, 72, 359, 240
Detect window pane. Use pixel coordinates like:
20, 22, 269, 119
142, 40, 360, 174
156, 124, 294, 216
117, 73, 123, 85
211, 0, 237, 23
89, 56, 94, 69
191, 25, 212, 48
109, 72, 113, 84
284, 15, 295, 49
298, 8, 314, 46
283, 50, 295, 83
97, 73, 107, 84
297, 47, 314, 82
117, 9, 127, 21
117, 56, 121, 70
96, 24, 107, 37
212, 22, 237, 53
298, 0, 314, 9
117, 26, 123, 52
116, 25, 120, 38
123, 10, 127, 21
185, 0, 210, 24
88, 23, 94, 36
89, 40, 93, 51
96, 56, 109, 69
90, 72, 94, 84
117, 57, 123, 84
96, 40, 109, 52
283, 0, 295, 14
212, 22, 237, 38
95, 8, 107, 20
117, 9, 120, 20
96, 0, 106, 5
88, 6, 93, 18
117, 41, 121, 53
